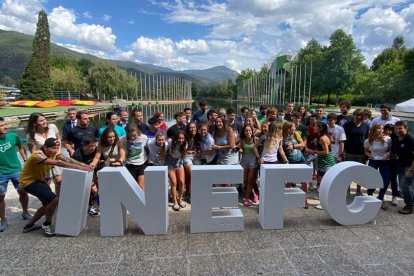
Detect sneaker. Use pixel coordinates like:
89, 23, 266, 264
315, 205, 323, 210
0, 220, 8, 232
356, 191, 364, 196
381, 202, 388, 211
41, 223, 56, 237
23, 224, 41, 233
398, 206, 413, 215
21, 212, 32, 220
88, 206, 100, 217
244, 198, 251, 207
391, 197, 398, 206
252, 194, 259, 204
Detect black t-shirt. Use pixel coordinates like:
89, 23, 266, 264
395, 133, 414, 167
167, 124, 186, 138
73, 147, 96, 164
343, 121, 369, 154
284, 113, 293, 122
66, 125, 98, 150
336, 114, 353, 127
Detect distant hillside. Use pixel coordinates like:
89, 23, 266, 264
0, 29, 238, 87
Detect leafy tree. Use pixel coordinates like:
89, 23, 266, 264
88, 61, 137, 100
51, 66, 87, 92
0, 75, 15, 87
77, 58, 95, 77
19, 10, 53, 100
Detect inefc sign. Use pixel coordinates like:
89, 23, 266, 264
55, 162, 383, 237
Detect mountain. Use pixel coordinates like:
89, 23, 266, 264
0, 29, 238, 87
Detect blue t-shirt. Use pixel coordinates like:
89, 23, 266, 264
98, 125, 126, 139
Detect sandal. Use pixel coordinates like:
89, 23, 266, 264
178, 202, 187, 208
172, 204, 180, 211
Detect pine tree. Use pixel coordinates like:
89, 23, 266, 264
19, 9, 53, 100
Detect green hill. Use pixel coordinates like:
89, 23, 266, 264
0, 29, 238, 87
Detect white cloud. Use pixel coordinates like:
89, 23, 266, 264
83, 11, 92, 19
176, 39, 209, 55
103, 14, 111, 21
0, 0, 42, 34
226, 59, 242, 72
48, 6, 117, 52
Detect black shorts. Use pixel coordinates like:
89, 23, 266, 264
126, 163, 147, 179
24, 181, 56, 206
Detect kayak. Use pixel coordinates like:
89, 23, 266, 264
35, 100, 59, 108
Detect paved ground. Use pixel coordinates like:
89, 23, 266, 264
1, 184, 413, 276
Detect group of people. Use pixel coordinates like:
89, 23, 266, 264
0, 98, 413, 237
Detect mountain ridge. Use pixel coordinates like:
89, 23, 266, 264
0, 29, 238, 87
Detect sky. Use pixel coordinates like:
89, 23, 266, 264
0, 0, 413, 72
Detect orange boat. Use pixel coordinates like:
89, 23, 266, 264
35, 100, 59, 108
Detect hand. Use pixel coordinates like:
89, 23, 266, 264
211, 144, 219, 150
405, 170, 413, 178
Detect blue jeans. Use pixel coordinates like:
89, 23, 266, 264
0, 171, 21, 195
367, 159, 391, 200
397, 167, 414, 207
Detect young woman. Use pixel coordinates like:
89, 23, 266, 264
184, 122, 198, 200
283, 122, 306, 164
364, 123, 392, 209
259, 122, 288, 164
239, 125, 260, 207
91, 127, 126, 172
99, 112, 126, 139
212, 117, 238, 165
26, 112, 62, 196
166, 131, 187, 211
147, 132, 168, 166
297, 105, 310, 125
197, 123, 216, 165
125, 125, 148, 190
384, 124, 400, 206
154, 111, 167, 131
306, 122, 336, 210
244, 114, 261, 137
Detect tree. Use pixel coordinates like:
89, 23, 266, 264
19, 10, 53, 100
51, 66, 87, 92
0, 75, 15, 87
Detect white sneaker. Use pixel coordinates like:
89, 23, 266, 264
315, 205, 323, 210
392, 197, 398, 206
41, 223, 55, 237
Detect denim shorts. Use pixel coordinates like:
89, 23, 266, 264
166, 157, 184, 169
0, 171, 21, 195
240, 155, 258, 169
183, 156, 193, 167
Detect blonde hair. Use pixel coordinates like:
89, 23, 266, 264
263, 122, 283, 153
368, 123, 384, 145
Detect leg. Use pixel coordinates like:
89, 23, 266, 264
184, 164, 192, 196
17, 189, 29, 213
137, 175, 145, 190
168, 169, 178, 209
0, 194, 5, 222
377, 161, 391, 201
44, 197, 58, 224
248, 167, 259, 203
53, 174, 62, 198
176, 168, 186, 206
367, 160, 379, 196
301, 182, 308, 208
398, 168, 414, 207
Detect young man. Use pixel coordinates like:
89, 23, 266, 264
20, 138, 92, 236
192, 99, 209, 124
326, 113, 347, 163
167, 112, 187, 138
129, 109, 150, 133
61, 108, 78, 143
65, 110, 98, 157
336, 100, 353, 127
206, 110, 218, 134
370, 104, 400, 127
343, 109, 370, 196
315, 105, 328, 124
257, 105, 268, 125
72, 136, 99, 217
0, 117, 31, 232
144, 117, 162, 139
284, 102, 295, 122
117, 110, 129, 129
394, 121, 414, 214
184, 107, 192, 125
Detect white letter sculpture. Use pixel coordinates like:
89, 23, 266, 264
259, 164, 310, 229
191, 165, 244, 233
99, 166, 168, 236
55, 169, 93, 236
320, 161, 382, 225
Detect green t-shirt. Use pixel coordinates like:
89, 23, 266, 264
0, 133, 22, 175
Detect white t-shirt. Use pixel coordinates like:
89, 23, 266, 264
199, 133, 216, 163
126, 134, 148, 166
327, 124, 346, 158
261, 139, 281, 163
364, 136, 391, 160
27, 124, 59, 150
147, 138, 168, 166
370, 116, 400, 127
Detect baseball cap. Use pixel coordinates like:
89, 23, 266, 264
44, 138, 59, 148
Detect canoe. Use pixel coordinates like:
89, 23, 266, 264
56, 100, 76, 106
73, 100, 97, 106
9, 100, 42, 107
35, 100, 59, 108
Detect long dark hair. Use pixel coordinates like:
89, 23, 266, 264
26, 112, 49, 141
99, 127, 119, 148
213, 117, 228, 138
171, 130, 187, 158
186, 122, 198, 150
